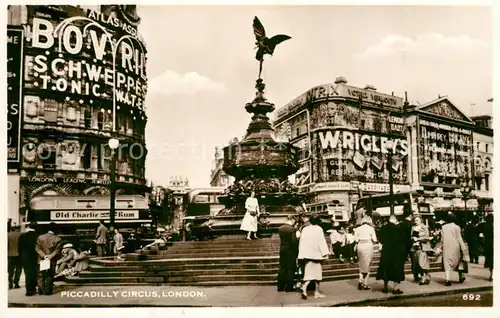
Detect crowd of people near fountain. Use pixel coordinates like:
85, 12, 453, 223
7, 220, 130, 297
275, 207, 494, 300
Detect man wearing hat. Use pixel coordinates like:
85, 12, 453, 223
56, 243, 78, 275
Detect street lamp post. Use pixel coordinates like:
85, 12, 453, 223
108, 138, 120, 228
460, 178, 472, 213
386, 140, 395, 215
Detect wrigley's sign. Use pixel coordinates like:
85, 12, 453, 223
318, 129, 408, 156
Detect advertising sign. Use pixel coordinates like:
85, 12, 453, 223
25, 16, 147, 109
7, 26, 24, 163
418, 119, 473, 184
51, 210, 139, 220
316, 128, 409, 184
277, 82, 404, 119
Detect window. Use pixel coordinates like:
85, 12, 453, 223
82, 143, 92, 169
97, 143, 103, 170
97, 112, 104, 130
476, 142, 480, 152
361, 119, 365, 129
44, 100, 58, 122
485, 174, 490, 191
486, 144, 489, 153
84, 108, 92, 129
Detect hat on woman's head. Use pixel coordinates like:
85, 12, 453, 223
361, 216, 373, 225
63, 243, 73, 249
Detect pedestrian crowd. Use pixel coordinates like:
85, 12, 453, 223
275, 208, 494, 300
7, 219, 125, 297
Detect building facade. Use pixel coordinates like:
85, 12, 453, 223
7, 5, 149, 226
210, 147, 234, 187
274, 77, 410, 214
406, 97, 479, 216
273, 77, 493, 219
471, 115, 494, 214
166, 176, 190, 231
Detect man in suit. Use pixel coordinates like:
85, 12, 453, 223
399, 209, 417, 282
8, 225, 23, 289
36, 222, 62, 295
95, 220, 108, 257
18, 222, 39, 296
277, 215, 299, 292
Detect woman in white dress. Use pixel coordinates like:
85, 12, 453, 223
240, 191, 260, 240
298, 215, 330, 300
354, 216, 378, 290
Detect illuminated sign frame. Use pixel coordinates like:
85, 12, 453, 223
7, 26, 25, 163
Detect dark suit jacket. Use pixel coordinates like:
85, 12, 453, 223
36, 232, 62, 264
8, 230, 21, 257
399, 218, 413, 254
279, 224, 298, 255
18, 230, 38, 263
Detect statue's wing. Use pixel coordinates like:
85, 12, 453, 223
269, 34, 291, 46
253, 16, 266, 40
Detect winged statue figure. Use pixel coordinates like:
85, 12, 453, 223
253, 16, 291, 79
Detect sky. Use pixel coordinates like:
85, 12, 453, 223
136, 5, 493, 188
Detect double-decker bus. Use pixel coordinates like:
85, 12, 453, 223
28, 195, 151, 248
355, 191, 434, 225
181, 187, 225, 240
306, 200, 349, 223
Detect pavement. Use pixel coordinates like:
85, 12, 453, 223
7, 262, 493, 307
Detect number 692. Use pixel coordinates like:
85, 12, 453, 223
462, 294, 481, 301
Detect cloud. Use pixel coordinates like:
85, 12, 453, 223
355, 33, 487, 60
148, 70, 226, 96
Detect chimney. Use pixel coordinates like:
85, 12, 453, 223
334, 76, 347, 84
364, 85, 377, 91
391, 92, 394, 96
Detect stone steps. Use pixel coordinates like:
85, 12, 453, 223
66, 237, 442, 286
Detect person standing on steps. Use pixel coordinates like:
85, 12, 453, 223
277, 215, 299, 292
354, 216, 378, 290
113, 228, 125, 260
240, 191, 260, 240
8, 225, 22, 289
95, 220, 108, 257
441, 212, 468, 286
18, 222, 38, 296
